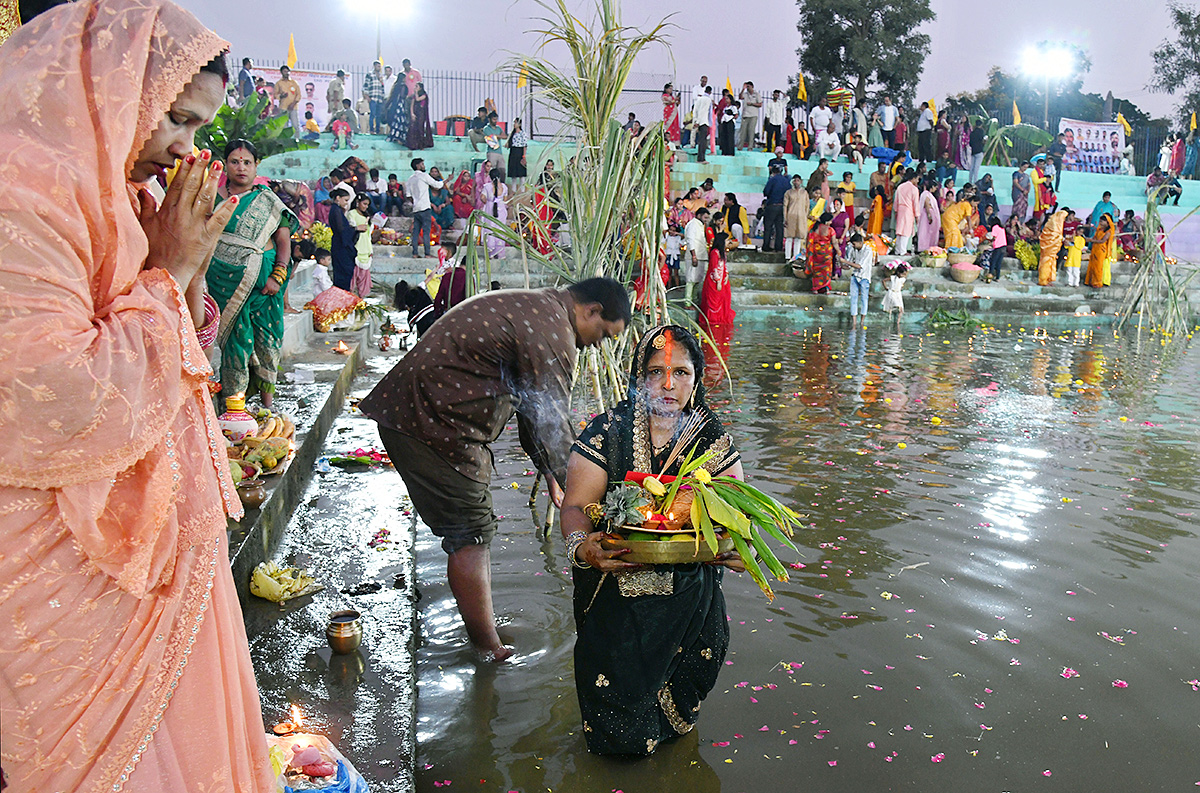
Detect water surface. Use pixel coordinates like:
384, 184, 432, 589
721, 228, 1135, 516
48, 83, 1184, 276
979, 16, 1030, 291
413, 319, 1200, 792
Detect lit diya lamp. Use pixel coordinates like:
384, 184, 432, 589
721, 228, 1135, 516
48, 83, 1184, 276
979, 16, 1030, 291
271, 704, 305, 735
275, 705, 337, 780
333, 340, 351, 355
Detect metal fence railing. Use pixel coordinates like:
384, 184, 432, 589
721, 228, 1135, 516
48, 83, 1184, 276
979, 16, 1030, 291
243, 57, 677, 144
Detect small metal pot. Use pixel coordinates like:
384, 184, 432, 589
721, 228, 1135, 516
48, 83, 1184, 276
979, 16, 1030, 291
326, 609, 363, 655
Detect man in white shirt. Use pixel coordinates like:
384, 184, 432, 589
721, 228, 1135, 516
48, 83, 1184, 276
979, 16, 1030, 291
406, 157, 444, 259
382, 65, 397, 100
809, 99, 833, 138
915, 101, 935, 163
841, 232, 877, 327
365, 167, 386, 214
816, 121, 841, 161
763, 89, 787, 152
691, 86, 714, 162
682, 207, 711, 303
692, 75, 709, 102
738, 82, 762, 150
878, 95, 898, 149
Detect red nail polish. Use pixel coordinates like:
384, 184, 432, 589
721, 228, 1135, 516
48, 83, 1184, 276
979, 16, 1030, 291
200, 150, 211, 160
185, 154, 195, 164
213, 161, 223, 171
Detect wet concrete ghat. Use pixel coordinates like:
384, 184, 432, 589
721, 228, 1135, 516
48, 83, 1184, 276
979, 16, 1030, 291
228, 322, 373, 608
244, 354, 420, 793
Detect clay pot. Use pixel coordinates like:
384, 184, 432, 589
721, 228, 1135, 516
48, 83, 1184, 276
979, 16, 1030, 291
237, 480, 267, 509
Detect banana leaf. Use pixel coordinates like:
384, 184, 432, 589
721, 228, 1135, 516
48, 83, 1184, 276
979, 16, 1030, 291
730, 532, 773, 602
197, 93, 315, 159
982, 123, 1052, 167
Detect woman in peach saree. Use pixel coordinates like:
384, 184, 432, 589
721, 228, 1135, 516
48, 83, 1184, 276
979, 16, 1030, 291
0, 2, 274, 792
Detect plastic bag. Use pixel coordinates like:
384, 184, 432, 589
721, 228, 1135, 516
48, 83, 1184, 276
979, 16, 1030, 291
267, 733, 369, 793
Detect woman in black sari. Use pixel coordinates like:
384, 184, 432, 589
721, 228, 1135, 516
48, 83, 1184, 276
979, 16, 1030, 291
385, 78, 410, 146
560, 325, 744, 756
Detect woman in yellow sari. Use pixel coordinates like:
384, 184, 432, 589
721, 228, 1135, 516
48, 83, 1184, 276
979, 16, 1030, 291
1086, 213, 1116, 288
1038, 210, 1067, 286
940, 196, 977, 248
866, 185, 884, 236
0, 3, 274, 791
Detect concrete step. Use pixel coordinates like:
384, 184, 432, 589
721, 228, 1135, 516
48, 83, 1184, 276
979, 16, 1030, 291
728, 261, 793, 277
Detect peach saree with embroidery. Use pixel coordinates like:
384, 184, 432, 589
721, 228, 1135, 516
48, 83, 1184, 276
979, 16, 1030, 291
0, 2, 273, 791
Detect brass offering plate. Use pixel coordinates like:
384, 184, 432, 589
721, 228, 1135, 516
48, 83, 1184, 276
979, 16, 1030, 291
601, 534, 734, 564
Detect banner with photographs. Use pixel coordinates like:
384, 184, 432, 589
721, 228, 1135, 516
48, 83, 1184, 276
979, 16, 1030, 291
255, 68, 341, 129
1058, 118, 1124, 174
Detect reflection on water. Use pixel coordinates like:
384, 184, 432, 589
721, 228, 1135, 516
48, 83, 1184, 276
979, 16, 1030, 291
414, 320, 1200, 791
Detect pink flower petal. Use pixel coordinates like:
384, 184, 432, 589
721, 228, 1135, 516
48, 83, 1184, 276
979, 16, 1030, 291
827, 760, 837, 767
1043, 770, 1053, 776
867, 741, 876, 749
931, 753, 945, 762
1112, 679, 1129, 688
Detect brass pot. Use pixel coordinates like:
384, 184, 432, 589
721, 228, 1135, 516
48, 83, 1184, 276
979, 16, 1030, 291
326, 609, 363, 655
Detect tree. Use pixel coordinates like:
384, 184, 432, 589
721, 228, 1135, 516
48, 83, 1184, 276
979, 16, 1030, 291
1150, 1, 1200, 128
795, 0, 935, 108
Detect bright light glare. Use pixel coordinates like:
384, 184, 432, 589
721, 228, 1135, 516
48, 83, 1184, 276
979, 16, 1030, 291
1021, 46, 1074, 80
353, 0, 412, 20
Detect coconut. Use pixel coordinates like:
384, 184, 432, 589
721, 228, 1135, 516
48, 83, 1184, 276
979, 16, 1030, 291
657, 488, 694, 531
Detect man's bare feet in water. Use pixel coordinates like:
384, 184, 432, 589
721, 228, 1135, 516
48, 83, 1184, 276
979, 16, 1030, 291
481, 645, 513, 663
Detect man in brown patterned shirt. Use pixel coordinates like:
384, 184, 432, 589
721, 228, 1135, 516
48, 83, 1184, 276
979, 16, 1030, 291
361, 278, 630, 660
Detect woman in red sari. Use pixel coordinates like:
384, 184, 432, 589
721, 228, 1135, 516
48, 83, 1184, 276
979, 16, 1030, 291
451, 169, 475, 218
662, 83, 681, 144
701, 230, 736, 328
806, 212, 836, 293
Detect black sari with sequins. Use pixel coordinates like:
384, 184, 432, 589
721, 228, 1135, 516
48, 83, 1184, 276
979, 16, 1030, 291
568, 326, 740, 756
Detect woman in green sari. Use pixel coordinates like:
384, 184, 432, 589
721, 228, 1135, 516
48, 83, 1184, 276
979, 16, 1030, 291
560, 325, 745, 755
208, 139, 298, 407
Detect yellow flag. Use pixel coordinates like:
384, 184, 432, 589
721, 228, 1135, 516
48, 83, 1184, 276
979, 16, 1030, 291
518, 60, 528, 89
725, 76, 733, 96
1012, 100, 1021, 126
286, 34, 297, 69
929, 99, 938, 126
1116, 112, 1132, 136
1191, 111, 1197, 131
796, 73, 808, 103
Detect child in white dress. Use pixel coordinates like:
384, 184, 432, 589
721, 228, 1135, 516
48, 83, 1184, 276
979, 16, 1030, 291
881, 261, 909, 329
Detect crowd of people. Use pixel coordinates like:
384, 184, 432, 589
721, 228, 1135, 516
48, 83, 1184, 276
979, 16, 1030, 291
648, 132, 1148, 334
6, 8, 1200, 793
235, 56, 435, 151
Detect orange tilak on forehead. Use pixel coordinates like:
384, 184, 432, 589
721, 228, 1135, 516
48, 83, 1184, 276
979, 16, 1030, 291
652, 330, 676, 363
